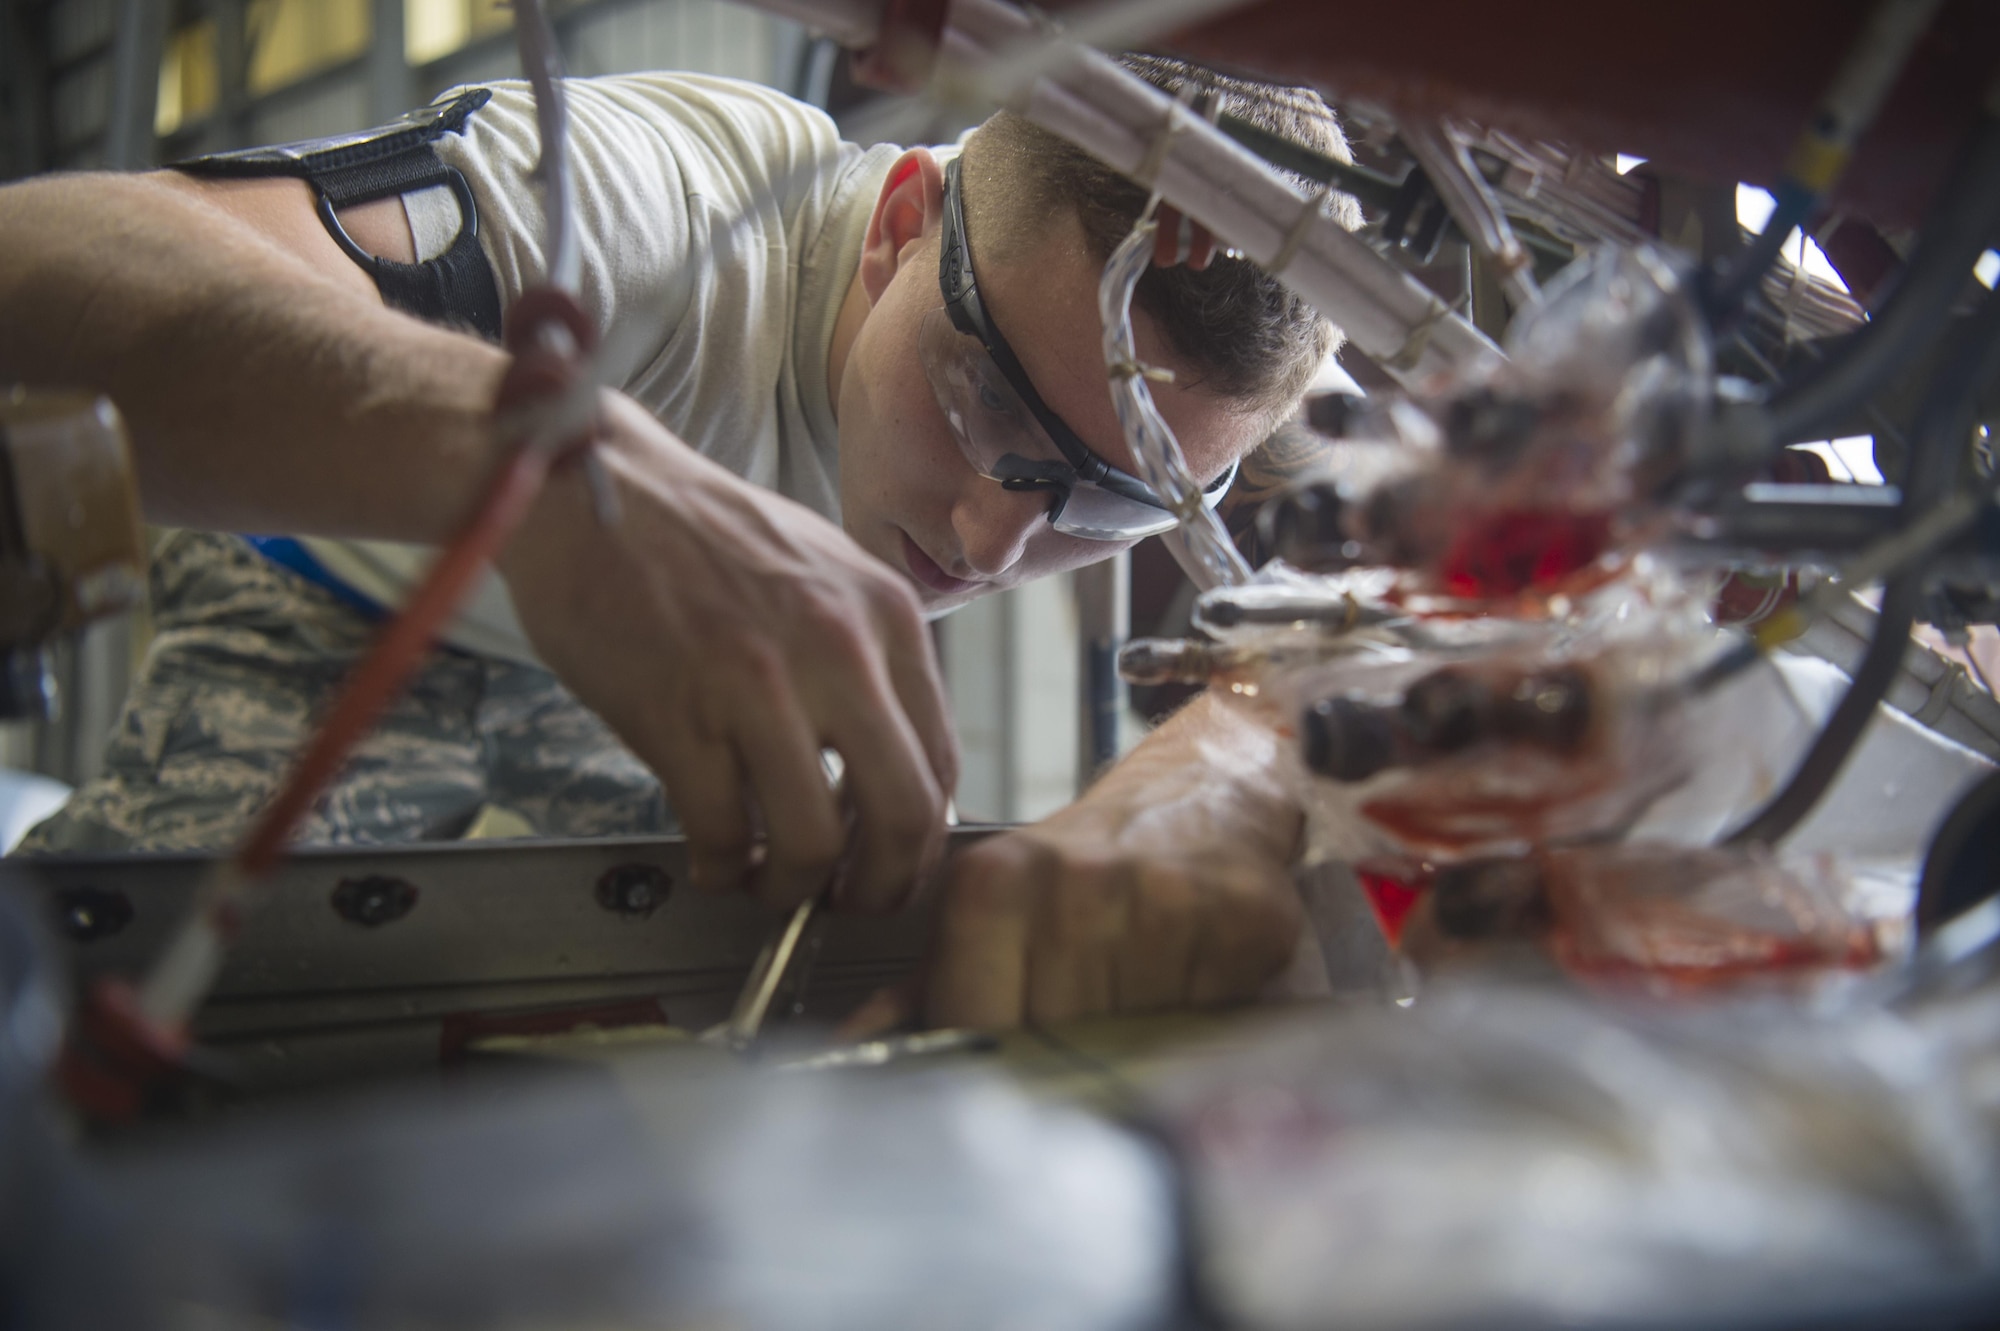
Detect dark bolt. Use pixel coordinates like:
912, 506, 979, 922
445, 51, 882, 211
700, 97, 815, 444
1303, 696, 1399, 783
1260, 481, 1352, 572
596, 863, 670, 919
1496, 667, 1593, 752
54, 887, 133, 942
1430, 858, 1550, 940
1400, 668, 1491, 753
331, 876, 418, 928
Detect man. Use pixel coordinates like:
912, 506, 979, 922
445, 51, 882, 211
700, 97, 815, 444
0, 54, 1357, 1030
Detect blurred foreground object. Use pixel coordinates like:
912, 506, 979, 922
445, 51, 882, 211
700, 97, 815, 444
0, 389, 145, 720
1155, 946, 2000, 1330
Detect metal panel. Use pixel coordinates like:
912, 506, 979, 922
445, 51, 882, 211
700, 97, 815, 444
16, 833, 963, 996
8, 830, 995, 1084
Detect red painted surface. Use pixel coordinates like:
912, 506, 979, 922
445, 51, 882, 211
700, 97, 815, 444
1125, 0, 1995, 228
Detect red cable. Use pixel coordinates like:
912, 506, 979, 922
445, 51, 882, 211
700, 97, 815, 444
235, 292, 597, 880
236, 443, 558, 877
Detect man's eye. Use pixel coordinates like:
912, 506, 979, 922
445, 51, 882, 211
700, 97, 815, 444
975, 381, 1010, 415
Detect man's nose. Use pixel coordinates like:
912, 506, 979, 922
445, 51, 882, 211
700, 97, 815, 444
952, 481, 1050, 577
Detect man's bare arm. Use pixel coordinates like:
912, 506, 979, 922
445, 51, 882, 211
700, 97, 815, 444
0, 166, 956, 913
0, 170, 505, 539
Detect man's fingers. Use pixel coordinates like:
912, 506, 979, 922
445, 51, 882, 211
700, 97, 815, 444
725, 661, 846, 909
652, 735, 753, 895
1025, 861, 1126, 1024
821, 662, 947, 914
914, 831, 1306, 1033
1188, 867, 1304, 1005
1112, 864, 1202, 1012
923, 844, 1036, 1030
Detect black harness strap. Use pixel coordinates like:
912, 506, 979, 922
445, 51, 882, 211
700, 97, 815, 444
173, 89, 504, 343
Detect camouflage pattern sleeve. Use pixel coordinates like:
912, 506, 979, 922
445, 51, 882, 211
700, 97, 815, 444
1217, 418, 1335, 569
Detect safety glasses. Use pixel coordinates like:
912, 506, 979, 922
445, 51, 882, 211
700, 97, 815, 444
923, 156, 1235, 542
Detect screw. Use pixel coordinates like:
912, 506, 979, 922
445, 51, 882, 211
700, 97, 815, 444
596, 864, 670, 919
54, 886, 133, 942
331, 876, 418, 928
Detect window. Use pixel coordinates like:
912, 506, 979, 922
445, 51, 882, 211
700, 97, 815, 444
405, 0, 513, 66
154, 20, 219, 136
246, 0, 370, 96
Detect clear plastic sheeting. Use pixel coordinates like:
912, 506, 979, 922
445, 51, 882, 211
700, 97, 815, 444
1099, 214, 1251, 590
109, 1062, 1178, 1331
1181, 238, 1992, 994
1153, 971, 2000, 1330
1207, 572, 1721, 866
1266, 247, 1710, 607
1389, 842, 1893, 993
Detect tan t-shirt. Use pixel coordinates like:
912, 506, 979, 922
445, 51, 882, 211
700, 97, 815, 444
301, 73, 898, 663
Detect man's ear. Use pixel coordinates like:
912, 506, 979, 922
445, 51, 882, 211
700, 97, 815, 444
858, 147, 943, 306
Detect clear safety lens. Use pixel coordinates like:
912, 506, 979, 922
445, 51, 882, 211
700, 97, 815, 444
919, 307, 1064, 472
1048, 481, 1182, 540
918, 307, 1184, 540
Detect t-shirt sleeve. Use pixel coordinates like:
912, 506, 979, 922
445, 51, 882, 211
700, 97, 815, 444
423, 73, 854, 392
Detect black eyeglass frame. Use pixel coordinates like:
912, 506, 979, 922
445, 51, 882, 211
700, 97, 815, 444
936, 156, 1234, 516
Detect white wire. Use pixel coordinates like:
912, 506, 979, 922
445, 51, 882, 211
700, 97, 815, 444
946, 0, 1498, 387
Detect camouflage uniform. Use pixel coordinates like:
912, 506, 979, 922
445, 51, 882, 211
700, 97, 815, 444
18, 532, 670, 853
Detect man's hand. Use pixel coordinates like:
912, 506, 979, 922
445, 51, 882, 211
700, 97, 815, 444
849, 692, 1307, 1032
919, 805, 1302, 1029
500, 391, 958, 912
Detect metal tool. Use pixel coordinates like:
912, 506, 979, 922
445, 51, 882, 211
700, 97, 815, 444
703, 751, 851, 1053
770, 1028, 997, 1073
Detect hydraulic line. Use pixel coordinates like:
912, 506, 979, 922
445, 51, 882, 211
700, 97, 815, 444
1765, 96, 2000, 447
1720, 570, 1922, 848
1706, 0, 1943, 321
1723, 287, 2000, 847
1401, 119, 1540, 309
942, 0, 1499, 386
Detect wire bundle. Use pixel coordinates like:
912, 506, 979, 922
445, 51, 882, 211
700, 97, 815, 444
1097, 214, 1250, 591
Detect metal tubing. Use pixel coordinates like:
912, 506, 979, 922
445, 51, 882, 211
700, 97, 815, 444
1707, 0, 1944, 318
945, 0, 1499, 386
1724, 288, 2000, 847
732, 0, 1498, 382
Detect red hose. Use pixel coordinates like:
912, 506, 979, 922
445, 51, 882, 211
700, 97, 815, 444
235, 292, 597, 878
